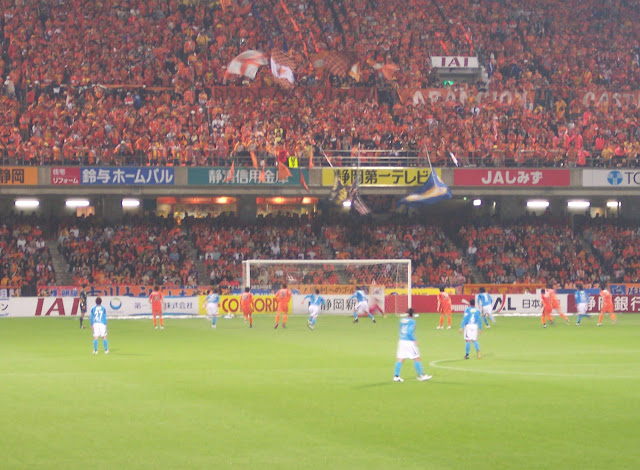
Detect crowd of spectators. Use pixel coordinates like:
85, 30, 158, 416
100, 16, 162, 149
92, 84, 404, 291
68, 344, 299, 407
186, 213, 325, 287
57, 215, 197, 287
0, 216, 55, 293
3, 210, 640, 290
2, 0, 640, 166
459, 217, 607, 288
323, 218, 468, 286
582, 219, 640, 283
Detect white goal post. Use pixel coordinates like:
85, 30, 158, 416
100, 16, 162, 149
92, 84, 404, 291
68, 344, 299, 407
242, 259, 411, 315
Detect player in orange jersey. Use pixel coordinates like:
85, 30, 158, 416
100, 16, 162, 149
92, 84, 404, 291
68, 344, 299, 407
598, 283, 617, 326
547, 285, 570, 325
274, 283, 292, 329
540, 289, 554, 328
241, 286, 254, 328
149, 285, 164, 330
436, 287, 452, 329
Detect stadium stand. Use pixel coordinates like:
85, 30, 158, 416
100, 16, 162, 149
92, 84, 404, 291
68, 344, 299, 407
0, 215, 56, 292
57, 215, 197, 287
458, 217, 605, 287
1, 0, 640, 166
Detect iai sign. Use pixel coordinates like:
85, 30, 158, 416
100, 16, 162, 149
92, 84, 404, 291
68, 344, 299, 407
583, 169, 640, 187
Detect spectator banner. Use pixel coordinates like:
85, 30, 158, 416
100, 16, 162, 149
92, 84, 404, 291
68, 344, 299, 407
582, 169, 640, 187
210, 85, 376, 102
431, 56, 479, 68
454, 169, 570, 187
51, 167, 81, 185
80, 167, 174, 185
397, 88, 530, 107
575, 90, 640, 108
0, 167, 38, 185
321, 168, 440, 187
609, 284, 640, 295
566, 294, 640, 314
188, 167, 309, 186
0, 288, 21, 299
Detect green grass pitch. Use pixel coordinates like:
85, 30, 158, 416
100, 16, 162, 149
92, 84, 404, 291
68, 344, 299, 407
1, 314, 639, 470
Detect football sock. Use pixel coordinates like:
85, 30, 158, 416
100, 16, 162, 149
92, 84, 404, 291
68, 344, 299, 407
93, 339, 98, 351
79, 317, 83, 328
283, 313, 288, 325
249, 315, 253, 326
576, 315, 582, 324
439, 315, 444, 327
559, 313, 569, 321
212, 316, 217, 326
394, 361, 402, 376
465, 343, 471, 355
368, 312, 374, 320
414, 361, 424, 376
311, 317, 316, 326
611, 313, 617, 322
103, 339, 108, 351
473, 341, 480, 352
541, 316, 546, 325
447, 315, 451, 327
598, 313, 604, 323
153, 316, 157, 326
353, 311, 358, 320
275, 313, 280, 325
484, 316, 489, 326
159, 316, 164, 326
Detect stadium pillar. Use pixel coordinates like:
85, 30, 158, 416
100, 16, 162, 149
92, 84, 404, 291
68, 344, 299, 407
101, 195, 123, 222
498, 197, 523, 221
550, 199, 565, 217
237, 196, 257, 222
621, 197, 640, 221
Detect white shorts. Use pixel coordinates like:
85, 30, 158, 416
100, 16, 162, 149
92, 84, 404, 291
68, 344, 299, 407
92, 323, 107, 338
577, 303, 588, 315
396, 339, 420, 360
206, 303, 219, 316
356, 301, 369, 314
481, 305, 492, 316
308, 305, 320, 318
464, 323, 479, 341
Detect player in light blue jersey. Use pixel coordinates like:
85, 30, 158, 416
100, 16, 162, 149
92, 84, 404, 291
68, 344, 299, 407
460, 299, 482, 359
349, 287, 376, 324
90, 297, 108, 355
206, 288, 220, 328
476, 287, 495, 327
393, 308, 432, 382
303, 289, 326, 330
575, 283, 590, 326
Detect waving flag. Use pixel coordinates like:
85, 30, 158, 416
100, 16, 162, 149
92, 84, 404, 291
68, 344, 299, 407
349, 179, 371, 215
398, 171, 451, 206
328, 171, 348, 206
225, 50, 268, 80
270, 50, 296, 87
312, 51, 359, 77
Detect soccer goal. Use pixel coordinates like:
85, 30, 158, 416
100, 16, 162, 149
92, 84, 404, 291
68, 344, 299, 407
242, 259, 411, 315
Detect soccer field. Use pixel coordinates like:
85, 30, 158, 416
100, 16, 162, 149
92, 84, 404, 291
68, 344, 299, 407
1, 315, 639, 470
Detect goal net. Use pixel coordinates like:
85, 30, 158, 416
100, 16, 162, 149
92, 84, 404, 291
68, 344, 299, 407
242, 259, 411, 316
